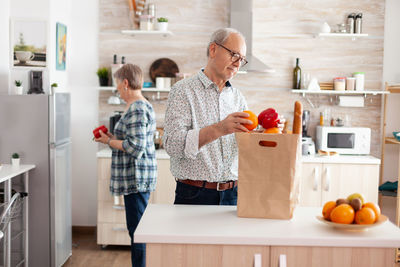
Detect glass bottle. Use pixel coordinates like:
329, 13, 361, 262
293, 58, 301, 89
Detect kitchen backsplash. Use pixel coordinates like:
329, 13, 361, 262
98, 0, 385, 157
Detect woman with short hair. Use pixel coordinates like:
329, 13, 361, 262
95, 63, 157, 267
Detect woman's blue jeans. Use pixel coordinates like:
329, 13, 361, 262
124, 192, 150, 267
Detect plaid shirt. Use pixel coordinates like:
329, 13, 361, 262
110, 100, 157, 196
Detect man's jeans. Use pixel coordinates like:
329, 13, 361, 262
124, 192, 150, 267
174, 180, 237, 205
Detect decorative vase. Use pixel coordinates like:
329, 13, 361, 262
157, 22, 168, 32
320, 22, 331, 33
11, 158, 20, 168
15, 86, 23, 95
99, 77, 109, 87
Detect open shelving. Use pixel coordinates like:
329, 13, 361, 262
379, 82, 400, 262
97, 86, 170, 93
291, 89, 388, 97
121, 30, 173, 37
316, 33, 369, 38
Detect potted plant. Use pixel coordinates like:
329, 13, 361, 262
50, 83, 58, 95
14, 80, 23, 95
11, 153, 20, 167
157, 17, 168, 31
97, 67, 109, 87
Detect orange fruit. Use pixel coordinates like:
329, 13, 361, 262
355, 207, 376, 225
362, 202, 381, 222
330, 204, 355, 224
263, 127, 282, 134
322, 201, 336, 220
243, 110, 258, 131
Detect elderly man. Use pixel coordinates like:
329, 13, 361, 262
163, 28, 252, 205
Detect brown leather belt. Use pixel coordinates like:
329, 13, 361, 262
178, 179, 237, 191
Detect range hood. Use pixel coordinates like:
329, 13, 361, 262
230, 0, 275, 73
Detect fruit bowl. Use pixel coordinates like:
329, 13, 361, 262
393, 132, 400, 142
316, 215, 388, 231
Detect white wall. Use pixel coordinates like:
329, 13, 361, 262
48, 0, 70, 91
0, 0, 10, 92
68, 0, 99, 226
382, 0, 400, 183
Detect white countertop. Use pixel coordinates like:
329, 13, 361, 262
135, 204, 400, 248
0, 164, 35, 183
302, 154, 380, 164
97, 148, 379, 164
96, 148, 170, 159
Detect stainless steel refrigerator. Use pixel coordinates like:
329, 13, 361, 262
0, 93, 72, 267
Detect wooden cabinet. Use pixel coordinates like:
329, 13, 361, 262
97, 157, 176, 246
269, 246, 395, 267
150, 158, 176, 204
300, 163, 379, 207
146, 244, 395, 267
147, 244, 270, 267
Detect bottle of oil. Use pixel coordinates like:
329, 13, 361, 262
319, 112, 324, 126
293, 58, 302, 89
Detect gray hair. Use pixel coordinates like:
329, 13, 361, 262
207, 28, 245, 57
113, 64, 143, 90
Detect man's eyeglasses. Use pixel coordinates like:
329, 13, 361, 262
215, 43, 248, 67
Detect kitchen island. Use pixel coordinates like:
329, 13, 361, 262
135, 204, 400, 267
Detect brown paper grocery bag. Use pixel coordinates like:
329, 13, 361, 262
235, 132, 301, 219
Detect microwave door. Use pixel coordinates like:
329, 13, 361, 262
327, 133, 355, 149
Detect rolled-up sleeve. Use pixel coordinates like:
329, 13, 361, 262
163, 86, 199, 159
122, 107, 147, 158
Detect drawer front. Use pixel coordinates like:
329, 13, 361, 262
98, 201, 127, 223
97, 222, 130, 246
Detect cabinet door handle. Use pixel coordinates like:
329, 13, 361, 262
254, 253, 261, 267
313, 167, 319, 191
112, 205, 125, 210
324, 167, 330, 191
279, 254, 287, 267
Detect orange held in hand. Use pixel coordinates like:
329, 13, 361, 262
322, 201, 336, 220
263, 127, 282, 134
243, 110, 258, 131
362, 202, 381, 222
330, 204, 355, 224
355, 207, 376, 225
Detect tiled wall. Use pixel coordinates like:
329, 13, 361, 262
99, 0, 385, 157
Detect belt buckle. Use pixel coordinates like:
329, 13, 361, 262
216, 182, 225, 191
216, 182, 222, 191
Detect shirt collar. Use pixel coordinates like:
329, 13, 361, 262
198, 69, 232, 91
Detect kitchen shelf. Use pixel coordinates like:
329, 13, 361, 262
121, 30, 173, 37
385, 137, 400, 145
316, 33, 369, 39
291, 89, 389, 97
97, 86, 170, 92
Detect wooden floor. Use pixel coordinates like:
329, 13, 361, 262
63, 228, 131, 267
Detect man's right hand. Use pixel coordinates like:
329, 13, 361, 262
217, 112, 252, 136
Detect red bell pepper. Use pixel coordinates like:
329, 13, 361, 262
93, 125, 108, 139
258, 108, 280, 129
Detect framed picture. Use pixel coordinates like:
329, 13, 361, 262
56, 22, 67, 71
10, 19, 47, 68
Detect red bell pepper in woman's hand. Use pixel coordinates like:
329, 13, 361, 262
93, 125, 108, 139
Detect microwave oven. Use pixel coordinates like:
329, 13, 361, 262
315, 126, 371, 155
